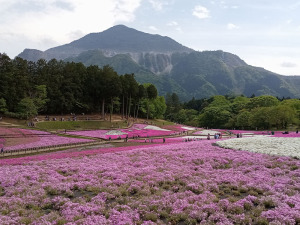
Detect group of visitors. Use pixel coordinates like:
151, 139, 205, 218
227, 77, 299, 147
214, 133, 222, 139
236, 133, 243, 138
207, 133, 222, 140
27, 121, 35, 127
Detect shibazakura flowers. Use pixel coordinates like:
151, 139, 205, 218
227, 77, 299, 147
2, 129, 92, 151
0, 140, 300, 224
217, 136, 300, 159
66, 124, 191, 140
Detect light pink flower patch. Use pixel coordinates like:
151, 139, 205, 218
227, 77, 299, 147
67, 124, 184, 140
3, 129, 92, 151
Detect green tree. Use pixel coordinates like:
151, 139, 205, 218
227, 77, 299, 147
135, 84, 147, 119
230, 96, 250, 114
101, 65, 122, 120
32, 85, 48, 113
268, 105, 295, 129
145, 84, 158, 119
247, 95, 279, 110
281, 99, 300, 125
236, 110, 252, 129
165, 93, 182, 121
249, 107, 272, 129
199, 106, 231, 128
152, 96, 167, 119
0, 98, 7, 114
17, 98, 37, 119
209, 95, 231, 111
140, 95, 166, 119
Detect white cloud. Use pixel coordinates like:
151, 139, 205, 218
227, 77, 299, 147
167, 21, 182, 33
148, 25, 158, 31
227, 23, 239, 30
148, 0, 168, 11
167, 21, 178, 26
0, 0, 142, 57
175, 27, 183, 32
193, 5, 210, 19
281, 62, 297, 68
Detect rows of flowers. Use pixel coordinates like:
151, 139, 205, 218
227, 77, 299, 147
128, 135, 209, 144
0, 138, 4, 148
228, 129, 300, 137
217, 136, 300, 159
1, 128, 93, 151
0, 127, 40, 148
0, 139, 299, 224
193, 129, 226, 135
66, 124, 193, 140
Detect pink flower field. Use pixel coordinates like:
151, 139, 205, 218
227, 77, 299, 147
0, 139, 300, 224
0, 128, 93, 151
66, 124, 191, 140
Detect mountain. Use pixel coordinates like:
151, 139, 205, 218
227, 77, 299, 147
18, 25, 193, 61
18, 25, 300, 100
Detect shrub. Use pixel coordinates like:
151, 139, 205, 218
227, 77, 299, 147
144, 212, 158, 222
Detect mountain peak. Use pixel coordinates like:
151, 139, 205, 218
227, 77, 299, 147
18, 24, 193, 61
68, 24, 193, 53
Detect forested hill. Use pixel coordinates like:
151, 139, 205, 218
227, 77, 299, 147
66, 49, 300, 100
17, 25, 300, 100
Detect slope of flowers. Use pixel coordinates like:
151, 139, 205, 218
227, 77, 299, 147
227, 130, 300, 137
0, 127, 40, 148
217, 136, 300, 159
193, 129, 223, 135
0, 138, 4, 148
273, 132, 300, 138
66, 124, 190, 140
0, 140, 300, 224
2, 129, 92, 151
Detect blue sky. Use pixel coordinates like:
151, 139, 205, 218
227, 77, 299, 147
1, 0, 300, 75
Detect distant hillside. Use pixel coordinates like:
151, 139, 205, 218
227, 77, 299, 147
67, 49, 300, 100
17, 25, 300, 100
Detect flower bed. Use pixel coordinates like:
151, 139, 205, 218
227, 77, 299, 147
0, 128, 40, 148
2, 129, 92, 151
217, 136, 300, 159
193, 129, 223, 135
66, 124, 190, 140
0, 140, 299, 224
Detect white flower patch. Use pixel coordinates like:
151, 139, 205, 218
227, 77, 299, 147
182, 126, 196, 131
182, 136, 207, 140
198, 130, 219, 135
216, 136, 300, 159
105, 130, 128, 135
144, 125, 170, 131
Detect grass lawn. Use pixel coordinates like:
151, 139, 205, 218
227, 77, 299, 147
35, 120, 128, 131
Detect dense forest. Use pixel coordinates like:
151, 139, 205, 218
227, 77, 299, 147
1, 53, 300, 130
165, 93, 300, 130
0, 53, 165, 120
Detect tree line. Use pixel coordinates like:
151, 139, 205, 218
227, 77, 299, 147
165, 93, 300, 130
0, 53, 166, 120
1, 52, 300, 130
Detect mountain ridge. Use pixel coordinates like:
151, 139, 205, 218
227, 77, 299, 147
17, 25, 300, 100
18, 25, 193, 62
